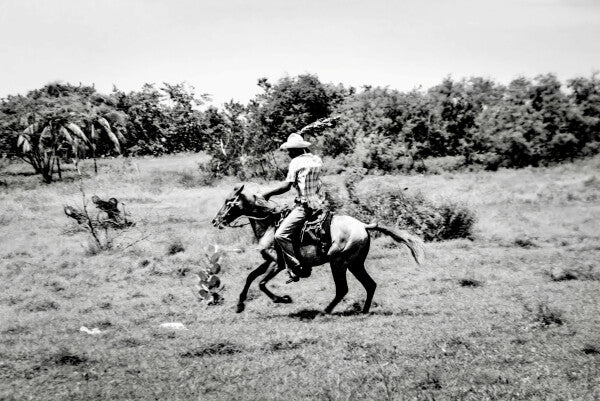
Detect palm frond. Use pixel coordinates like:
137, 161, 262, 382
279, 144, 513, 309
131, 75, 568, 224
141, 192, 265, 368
72, 137, 88, 155
40, 126, 52, 141
90, 124, 98, 141
18, 136, 31, 153
297, 116, 340, 137
114, 127, 127, 144
96, 117, 112, 134
17, 134, 27, 147
97, 117, 121, 152
22, 123, 38, 135
66, 122, 89, 144
59, 126, 73, 143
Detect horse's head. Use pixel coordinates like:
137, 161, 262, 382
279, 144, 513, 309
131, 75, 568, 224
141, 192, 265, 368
212, 184, 246, 229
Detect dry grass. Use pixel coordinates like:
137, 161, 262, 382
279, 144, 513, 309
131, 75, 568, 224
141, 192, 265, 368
1, 154, 599, 400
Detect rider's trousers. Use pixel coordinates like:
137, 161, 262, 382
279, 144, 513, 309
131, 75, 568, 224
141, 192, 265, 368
274, 205, 307, 271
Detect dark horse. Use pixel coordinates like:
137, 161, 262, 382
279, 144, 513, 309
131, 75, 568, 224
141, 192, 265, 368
212, 185, 424, 314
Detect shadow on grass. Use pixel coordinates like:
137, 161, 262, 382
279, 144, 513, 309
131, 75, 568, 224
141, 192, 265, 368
286, 306, 395, 322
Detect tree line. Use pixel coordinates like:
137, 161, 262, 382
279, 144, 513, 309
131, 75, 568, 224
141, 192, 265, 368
1, 73, 598, 182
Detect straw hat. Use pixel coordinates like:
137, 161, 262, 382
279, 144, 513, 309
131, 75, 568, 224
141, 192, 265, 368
279, 133, 311, 150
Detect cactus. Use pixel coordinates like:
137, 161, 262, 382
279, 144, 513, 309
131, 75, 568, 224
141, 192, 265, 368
195, 245, 225, 305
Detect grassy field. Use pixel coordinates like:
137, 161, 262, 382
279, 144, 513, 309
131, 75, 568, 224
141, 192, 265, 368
1, 154, 599, 400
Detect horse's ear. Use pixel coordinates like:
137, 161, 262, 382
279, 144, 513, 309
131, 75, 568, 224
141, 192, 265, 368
234, 184, 244, 195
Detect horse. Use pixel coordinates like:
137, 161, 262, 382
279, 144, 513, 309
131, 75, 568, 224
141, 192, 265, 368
212, 184, 424, 314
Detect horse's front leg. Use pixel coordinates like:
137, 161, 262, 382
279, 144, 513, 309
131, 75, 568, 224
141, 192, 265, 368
237, 260, 271, 313
239, 228, 292, 310
258, 261, 291, 304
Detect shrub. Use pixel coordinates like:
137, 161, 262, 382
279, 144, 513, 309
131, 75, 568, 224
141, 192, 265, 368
338, 170, 476, 241
437, 202, 477, 240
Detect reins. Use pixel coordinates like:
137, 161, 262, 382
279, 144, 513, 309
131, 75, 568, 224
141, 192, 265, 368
214, 191, 283, 229
226, 214, 272, 228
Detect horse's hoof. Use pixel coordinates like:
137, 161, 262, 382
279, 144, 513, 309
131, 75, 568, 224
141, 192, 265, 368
236, 303, 245, 313
275, 295, 293, 304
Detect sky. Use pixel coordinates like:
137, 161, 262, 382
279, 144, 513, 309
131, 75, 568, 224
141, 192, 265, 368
0, 0, 599, 105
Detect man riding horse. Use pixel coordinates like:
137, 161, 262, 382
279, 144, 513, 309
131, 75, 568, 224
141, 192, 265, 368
262, 132, 325, 283
212, 123, 424, 314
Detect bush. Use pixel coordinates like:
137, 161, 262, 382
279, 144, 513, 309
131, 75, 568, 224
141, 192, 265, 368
338, 171, 476, 241
437, 202, 477, 240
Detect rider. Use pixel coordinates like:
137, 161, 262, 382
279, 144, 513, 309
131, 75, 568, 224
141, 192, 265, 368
261, 133, 325, 282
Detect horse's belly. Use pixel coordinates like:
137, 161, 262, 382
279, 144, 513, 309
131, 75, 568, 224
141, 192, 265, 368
299, 245, 328, 267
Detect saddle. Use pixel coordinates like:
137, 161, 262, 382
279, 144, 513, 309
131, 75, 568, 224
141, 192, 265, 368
277, 207, 333, 255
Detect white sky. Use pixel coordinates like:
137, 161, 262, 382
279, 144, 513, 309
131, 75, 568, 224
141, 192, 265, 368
1, 0, 599, 105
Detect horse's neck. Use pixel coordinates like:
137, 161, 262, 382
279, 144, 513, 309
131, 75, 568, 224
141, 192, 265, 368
249, 218, 274, 240
244, 194, 280, 239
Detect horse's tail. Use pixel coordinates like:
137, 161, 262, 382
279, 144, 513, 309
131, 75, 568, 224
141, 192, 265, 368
365, 222, 425, 265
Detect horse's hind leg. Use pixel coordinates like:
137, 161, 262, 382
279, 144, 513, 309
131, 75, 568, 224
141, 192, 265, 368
348, 239, 375, 313
324, 262, 348, 314
237, 260, 271, 313
259, 263, 292, 304
348, 263, 377, 313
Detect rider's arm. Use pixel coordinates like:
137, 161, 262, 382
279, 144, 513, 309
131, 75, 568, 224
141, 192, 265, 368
262, 181, 292, 200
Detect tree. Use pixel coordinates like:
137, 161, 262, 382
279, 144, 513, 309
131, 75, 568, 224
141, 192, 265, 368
566, 74, 600, 156
204, 74, 348, 179
2, 82, 127, 180
112, 84, 171, 156
161, 82, 210, 153
16, 110, 89, 182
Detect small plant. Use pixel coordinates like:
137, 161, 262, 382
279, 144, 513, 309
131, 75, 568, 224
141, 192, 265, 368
167, 240, 185, 255
64, 178, 134, 252
529, 301, 565, 327
194, 245, 225, 305
459, 277, 484, 287
514, 236, 538, 248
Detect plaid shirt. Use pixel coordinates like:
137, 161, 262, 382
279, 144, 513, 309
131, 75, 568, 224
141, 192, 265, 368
285, 153, 324, 209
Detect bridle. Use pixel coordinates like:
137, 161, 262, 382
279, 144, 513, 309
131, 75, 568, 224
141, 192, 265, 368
213, 194, 273, 229
213, 194, 241, 228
